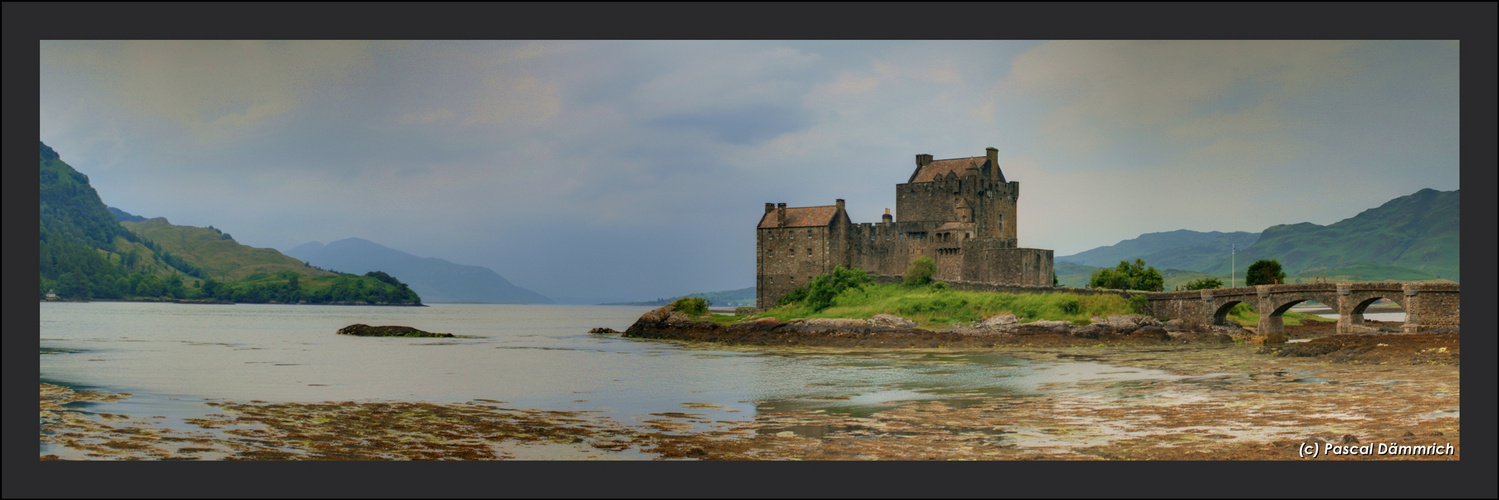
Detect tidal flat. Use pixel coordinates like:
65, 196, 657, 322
41, 331, 1459, 461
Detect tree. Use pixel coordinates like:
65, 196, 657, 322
198, 278, 222, 300
1245, 259, 1286, 286
134, 274, 164, 298
904, 256, 937, 286
58, 271, 92, 299
165, 273, 186, 299
1185, 277, 1223, 290
1088, 259, 1164, 292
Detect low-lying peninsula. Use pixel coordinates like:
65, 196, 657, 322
615, 278, 1334, 348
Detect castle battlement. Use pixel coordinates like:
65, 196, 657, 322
756, 148, 1054, 308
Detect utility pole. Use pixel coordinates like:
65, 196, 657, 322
1231, 244, 1236, 288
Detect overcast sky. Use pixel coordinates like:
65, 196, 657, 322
39, 40, 1460, 301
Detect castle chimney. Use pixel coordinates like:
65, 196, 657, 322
986, 147, 1000, 180
915, 154, 933, 168
882, 207, 893, 225
765, 202, 775, 214
777, 203, 787, 227
835, 199, 845, 213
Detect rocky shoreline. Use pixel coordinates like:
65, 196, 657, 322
618, 304, 1253, 348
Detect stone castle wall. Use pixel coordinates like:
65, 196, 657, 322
755, 149, 1048, 308
756, 225, 834, 309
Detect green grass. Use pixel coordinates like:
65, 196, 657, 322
121, 218, 335, 281
1221, 303, 1336, 327
751, 282, 1138, 330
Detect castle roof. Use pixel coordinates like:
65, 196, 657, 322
758, 205, 839, 229
909, 156, 989, 183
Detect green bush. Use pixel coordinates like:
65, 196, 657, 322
778, 266, 873, 312
1088, 259, 1164, 292
1245, 260, 1287, 286
1185, 277, 1223, 290
776, 286, 809, 307
1129, 294, 1150, 314
670, 296, 710, 316
904, 256, 937, 286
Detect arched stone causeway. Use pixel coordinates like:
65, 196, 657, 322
1143, 282, 1459, 334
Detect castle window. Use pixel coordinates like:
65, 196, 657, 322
807, 248, 812, 256
807, 229, 813, 236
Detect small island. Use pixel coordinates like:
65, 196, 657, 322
337, 324, 454, 338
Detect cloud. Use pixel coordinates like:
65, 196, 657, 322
398, 108, 454, 124
462, 76, 561, 126
631, 45, 820, 120
42, 41, 374, 139
1001, 40, 1361, 157
38, 40, 1458, 299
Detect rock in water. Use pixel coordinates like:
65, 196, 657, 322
588, 327, 620, 334
337, 324, 454, 338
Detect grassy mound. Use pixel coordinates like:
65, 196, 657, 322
752, 282, 1140, 330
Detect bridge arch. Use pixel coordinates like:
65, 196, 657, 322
1342, 293, 1407, 332
1211, 300, 1253, 327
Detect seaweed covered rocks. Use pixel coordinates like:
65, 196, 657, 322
337, 324, 454, 338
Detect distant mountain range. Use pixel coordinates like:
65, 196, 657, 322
1197, 188, 1458, 279
1056, 188, 1459, 286
1058, 230, 1261, 271
605, 286, 756, 308
286, 238, 553, 304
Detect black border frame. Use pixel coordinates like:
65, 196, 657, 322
6, 2, 1495, 498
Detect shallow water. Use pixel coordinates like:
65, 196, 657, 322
40, 301, 1182, 457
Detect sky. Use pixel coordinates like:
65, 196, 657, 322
39, 40, 1461, 302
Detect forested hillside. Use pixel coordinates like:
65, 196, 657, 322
39, 141, 422, 305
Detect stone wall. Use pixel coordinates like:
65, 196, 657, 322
959, 244, 1052, 287
870, 275, 1132, 298
1401, 282, 1460, 332
756, 225, 834, 309
756, 149, 1041, 308
894, 175, 1017, 242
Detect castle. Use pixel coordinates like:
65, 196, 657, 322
756, 147, 1054, 309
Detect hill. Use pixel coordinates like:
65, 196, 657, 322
286, 238, 552, 304
40, 141, 206, 298
108, 206, 147, 222
1058, 189, 1458, 284
1057, 230, 1260, 271
39, 140, 419, 305
121, 218, 336, 282
1197, 188, 1458, 281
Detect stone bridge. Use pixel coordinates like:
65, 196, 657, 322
1144, 282, 1459, 334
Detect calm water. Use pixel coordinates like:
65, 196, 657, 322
40, 302, 1176, 455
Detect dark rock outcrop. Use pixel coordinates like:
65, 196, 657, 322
337, 324, 453, 338
588, 327, 620, 334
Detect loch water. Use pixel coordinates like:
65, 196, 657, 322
40, 301, 1180, 457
